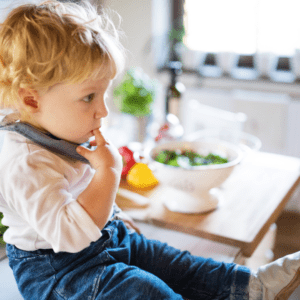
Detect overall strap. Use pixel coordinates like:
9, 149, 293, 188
0, 116, 90, 164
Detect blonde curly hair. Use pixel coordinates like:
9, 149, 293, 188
0, 0, 125, 120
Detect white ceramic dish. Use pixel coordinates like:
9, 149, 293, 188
148, 139, 244, 213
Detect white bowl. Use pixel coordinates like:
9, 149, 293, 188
149, 139, 244, 213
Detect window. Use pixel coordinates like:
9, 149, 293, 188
184, 0, 300, 56
182, 0, 300, 82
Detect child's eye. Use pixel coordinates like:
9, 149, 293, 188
82, 94, 95, 103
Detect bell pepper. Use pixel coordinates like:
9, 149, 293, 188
127, 163, 159, 189
118, 146, 136, 179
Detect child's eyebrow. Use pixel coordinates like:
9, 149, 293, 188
81, 85, 105, 94
81, 86, 98, 93
81, 81, 111, 93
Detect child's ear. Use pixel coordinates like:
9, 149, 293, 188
18, 88, 40, 112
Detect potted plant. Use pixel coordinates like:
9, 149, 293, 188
113, 67, 156, 142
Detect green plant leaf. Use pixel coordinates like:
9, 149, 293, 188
113, 67, 156, 117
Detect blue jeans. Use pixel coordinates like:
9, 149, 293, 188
6, 220, 251, 299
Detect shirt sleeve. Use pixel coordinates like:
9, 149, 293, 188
3, 149, 102, 253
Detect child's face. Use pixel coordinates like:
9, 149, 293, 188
34, 74, 111, 144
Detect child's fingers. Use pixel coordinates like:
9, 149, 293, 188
93, 129, 107, 146
76, 145, 89, 157
76, 129, 106, 156
89, 139, 97, 147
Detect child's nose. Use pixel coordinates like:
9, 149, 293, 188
94, 103, 108, 119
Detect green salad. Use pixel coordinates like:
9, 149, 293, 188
154, 150, 228, 168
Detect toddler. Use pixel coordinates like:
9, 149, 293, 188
0, 1, 299, 299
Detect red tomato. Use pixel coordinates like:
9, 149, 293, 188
118, 146, 136, 178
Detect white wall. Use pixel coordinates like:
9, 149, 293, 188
105, 0, 156, 76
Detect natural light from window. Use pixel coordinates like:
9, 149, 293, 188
184, 0, 300, 56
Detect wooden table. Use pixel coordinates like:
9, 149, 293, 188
116, 150, 300, 258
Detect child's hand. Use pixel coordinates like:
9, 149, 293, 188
76, 129, 122, 173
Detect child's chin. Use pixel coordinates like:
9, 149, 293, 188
65, 137, 88, 145
67, 132, 92, 144
77, 138, 89, 145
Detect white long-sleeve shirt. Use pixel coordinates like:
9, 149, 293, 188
0, 131, 105, 253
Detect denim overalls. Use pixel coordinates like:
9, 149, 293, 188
0, 119, 251, 300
